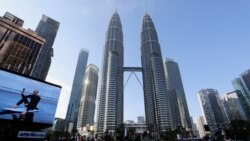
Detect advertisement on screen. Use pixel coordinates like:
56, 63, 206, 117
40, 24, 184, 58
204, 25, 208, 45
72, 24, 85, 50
0, 69, 61, 125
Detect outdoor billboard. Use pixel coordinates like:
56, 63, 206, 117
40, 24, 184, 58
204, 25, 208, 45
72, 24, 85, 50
0, 68, 61, 125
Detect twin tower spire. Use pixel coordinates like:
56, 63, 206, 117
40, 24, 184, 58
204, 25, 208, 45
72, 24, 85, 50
96, 12, 171, 136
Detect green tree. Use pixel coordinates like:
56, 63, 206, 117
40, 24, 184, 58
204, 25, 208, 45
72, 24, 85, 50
226, 120, 250, 140
160, 128, 182, 141
116, 124, 125, 140
127, 127, 136, 140
46, 130, 69, 141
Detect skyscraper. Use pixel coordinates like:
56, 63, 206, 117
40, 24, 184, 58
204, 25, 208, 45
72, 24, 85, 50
198, 89, 226, 134
2, 12, 24, 26
196, 116, 206, 138
190, 117, 199, 138
96, 12, 124, 135
0, 12, 45, 75
66, 49, 89, 132
163, 58, 191, 129
240, 69, 250, 102
141, 13, 171, 130
137, 116, 145, 124
167, 89, 182, 128
77, 64, 99, 129
221, 91, 246, 122
31, 15, 60, 80
96, 12, 179, 138
232, 78, 250, 120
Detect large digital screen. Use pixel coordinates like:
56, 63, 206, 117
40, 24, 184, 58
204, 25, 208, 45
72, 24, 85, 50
0, 69, 61, 125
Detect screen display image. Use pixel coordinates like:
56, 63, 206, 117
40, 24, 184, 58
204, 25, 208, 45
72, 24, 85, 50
0, 69, 61, 125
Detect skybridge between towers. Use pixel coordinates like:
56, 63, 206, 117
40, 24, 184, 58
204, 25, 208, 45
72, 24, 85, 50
123, 67, 143, 72
123, 67, 143, 88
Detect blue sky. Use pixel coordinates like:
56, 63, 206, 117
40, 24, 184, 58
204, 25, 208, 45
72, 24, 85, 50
1, 0, 250, 122
0, 70, 61, 100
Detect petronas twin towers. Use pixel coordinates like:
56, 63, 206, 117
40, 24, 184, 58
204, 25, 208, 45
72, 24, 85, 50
96, 12, 178, 135
96, 12, 124, 134
141, 14, 171, 130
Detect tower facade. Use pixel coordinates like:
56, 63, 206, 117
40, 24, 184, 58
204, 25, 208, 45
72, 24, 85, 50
198, 89, 226, 134
31, 15, 60, 80
232, 78, 250, 120
167, 89, 182, 128
2, 12, 24, 26
66, 49, 89, 132
77, 64, 99, 128
221, 91, 246, 122
96, 12, 124, 135
190, 117, 200, 138
196, 116, 206, 138
0, 12, 45, 75
240, 69, 250, 102
96, 12, 183, 137
137, 116, 145, 124
141, 13, 171, 130
163, 58, 192, 129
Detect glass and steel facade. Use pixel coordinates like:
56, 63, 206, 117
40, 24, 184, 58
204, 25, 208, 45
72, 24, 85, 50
232, 78, 250, 120
77, 64, 99, 128
196, 116, 206, 138
163, 58, 191, 129
167, 89, 182, 128
141, 13, 171, 131
96, 12, 182, 137
137, 116, 145, 124
0, 12, 45, 76
2, 12, 24, 26
198, 89, 226, 134
31, 15, 60, 80
66, 49, 89, 131
221, 91, 246, 122
240, 69, 250, 102
96, 12, 124, 135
